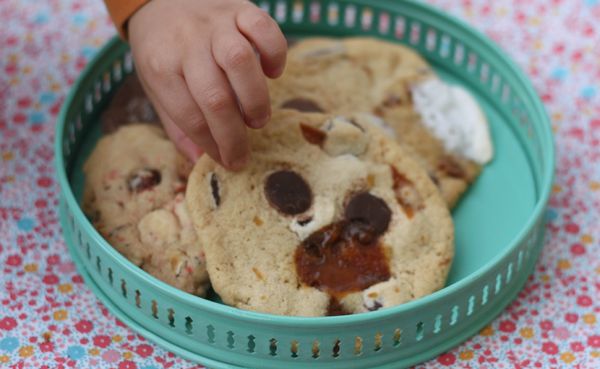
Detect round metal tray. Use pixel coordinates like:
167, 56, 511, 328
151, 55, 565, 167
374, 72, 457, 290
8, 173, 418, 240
55, 1, 554, 368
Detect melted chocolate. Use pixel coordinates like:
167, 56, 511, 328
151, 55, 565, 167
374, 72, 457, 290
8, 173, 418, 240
295, 219, 391, 305
295, 191, 392, 315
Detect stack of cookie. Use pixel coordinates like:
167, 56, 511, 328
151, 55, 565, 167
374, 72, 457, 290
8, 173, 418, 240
83, 37, 493, 316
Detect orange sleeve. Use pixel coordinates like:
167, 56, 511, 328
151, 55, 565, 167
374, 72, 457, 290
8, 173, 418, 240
104, 0, 150, 39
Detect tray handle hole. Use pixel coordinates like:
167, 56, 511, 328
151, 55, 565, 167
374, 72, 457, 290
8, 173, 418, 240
290, 340, 299, 358
482, 285, 489, 305
492, 74, 501, 93
467, 295, 475, 316
108, 268, 113, 285
426, 28, 436, 51
378, 12, 390, 34
113, 60, 123, 82
120, 279, 127, 298
185, 317, 193, 335
506, 262, 514, 283
312, 340, 320, 358
344, 5, 357, 28
355, 336, 363, 355
325, 3, 335, 25
103, 71, 111, 92
480, 63, 490, 83
359, 7, 373, 31
433, 314, 442, 334
392, 329, 401, 347
269, 338, 278, 356
374, 332, 383, 351
454, 43, 465, 65
409, 22, 421, 45
440, 34, 451, 58
151, 300, 158, 319
135, 289, 141, 308
247, 335, 255, 353
495, 273, 503, 294
206, 325, 215, 344
227, 331, 235, 349
416, 322, 424, 341
450, 305, 459, 326
85, 243, 91, 260
168, 308, 175, 327
95, 256, 101, 273
332, 339, 340, 358
467, 53, 478, 74
517, 250, 524, 270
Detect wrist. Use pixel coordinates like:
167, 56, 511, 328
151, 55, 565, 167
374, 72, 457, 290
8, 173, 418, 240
104, 0, 151, 39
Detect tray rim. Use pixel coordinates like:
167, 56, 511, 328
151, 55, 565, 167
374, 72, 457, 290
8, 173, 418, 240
59, 197, 540, 368
54, 0, 555, 328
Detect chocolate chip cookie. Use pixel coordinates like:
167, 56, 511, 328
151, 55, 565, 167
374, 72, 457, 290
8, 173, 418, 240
269, 37, 493, 208
186, 110, 454, 316
83, 124, 209, 296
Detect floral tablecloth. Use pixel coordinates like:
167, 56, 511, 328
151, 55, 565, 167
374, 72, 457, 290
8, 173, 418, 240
1, 0, 599, 368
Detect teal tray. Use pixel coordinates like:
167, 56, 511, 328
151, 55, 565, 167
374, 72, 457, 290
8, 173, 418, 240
55, 1, 554, 368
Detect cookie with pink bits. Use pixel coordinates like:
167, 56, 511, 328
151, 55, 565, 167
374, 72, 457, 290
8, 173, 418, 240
82, 124, 209, 296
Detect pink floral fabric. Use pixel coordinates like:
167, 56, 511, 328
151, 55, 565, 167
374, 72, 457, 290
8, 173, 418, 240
1, 0, 599, 368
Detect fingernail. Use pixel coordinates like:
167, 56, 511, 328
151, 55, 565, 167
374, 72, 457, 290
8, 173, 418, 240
190, 146, 204, 161
250, 114, 270, 129
273, 64, 285, 77
228, 154, 249, 171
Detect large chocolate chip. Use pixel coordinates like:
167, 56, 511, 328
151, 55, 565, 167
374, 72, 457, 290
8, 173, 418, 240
295, 220, 390, 296
265, 170, 312, 215
344, 192, 391, 236
127, 168, 161, 193
210, 173, 220, 207
281, 98, 324, 113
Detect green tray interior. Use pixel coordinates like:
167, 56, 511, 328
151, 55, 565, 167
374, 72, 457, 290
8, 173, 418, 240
68, 45, 537, 291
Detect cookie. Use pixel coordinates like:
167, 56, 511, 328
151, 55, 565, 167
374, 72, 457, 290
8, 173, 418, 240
269, 37, 493, 207
83, 124, 209, 296
186, 110, 454, 316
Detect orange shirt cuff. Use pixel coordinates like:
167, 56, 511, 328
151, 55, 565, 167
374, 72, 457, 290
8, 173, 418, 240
104, 0, 150, 39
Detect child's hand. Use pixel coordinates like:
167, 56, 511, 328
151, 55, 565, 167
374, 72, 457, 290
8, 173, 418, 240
128, 0, 287, 170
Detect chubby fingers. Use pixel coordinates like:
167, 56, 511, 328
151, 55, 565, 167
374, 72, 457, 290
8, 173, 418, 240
212, 30, 271, 129
137, 63, 222, 163
157, 107, 204, 162
183, 46, 250, 171
236, 5, 288, 78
